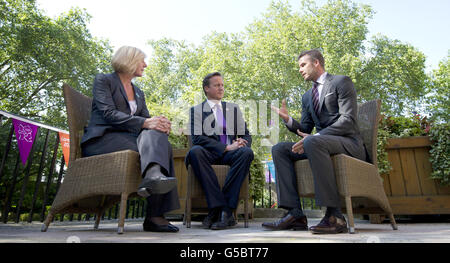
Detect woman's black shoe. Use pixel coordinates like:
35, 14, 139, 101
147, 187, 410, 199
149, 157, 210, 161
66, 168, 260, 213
143, 220, 179, 232
137, 174, 177, 197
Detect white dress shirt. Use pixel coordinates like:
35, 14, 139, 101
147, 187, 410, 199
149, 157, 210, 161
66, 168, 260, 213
207, 99, 230, 144
129, 100, 137, 115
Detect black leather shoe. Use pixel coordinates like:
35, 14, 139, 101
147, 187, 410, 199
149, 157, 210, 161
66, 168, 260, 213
202, 209, 221, 229
262, 214, 308, 231
143, 219, 179, 233
309, 215, 348, 234
210, 211, 236, 230
137, 173, 177, 197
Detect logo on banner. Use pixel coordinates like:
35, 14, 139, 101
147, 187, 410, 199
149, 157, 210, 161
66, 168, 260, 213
12, 119, 39, 165
59, 132, 70, 167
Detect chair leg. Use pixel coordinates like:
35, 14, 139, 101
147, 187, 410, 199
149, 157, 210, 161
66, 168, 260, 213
94, 212, 102, 230
388, 213, 398, 230
95, 196, 106, 230
244, 198, 249, 228
345, 196, 355, 234
183, 197, 187, 226
186, 196, 192, 228
186, 169, 192, 228
117, 193, 128, 234
372, 192, 398, 231
41, 212, 54, 232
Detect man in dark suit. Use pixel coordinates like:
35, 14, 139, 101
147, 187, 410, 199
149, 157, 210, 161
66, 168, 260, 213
185, 72, 254, 230
262, 49, 366, 234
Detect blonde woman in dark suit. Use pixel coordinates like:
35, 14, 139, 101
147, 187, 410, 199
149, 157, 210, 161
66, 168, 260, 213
81, 46, 179, 232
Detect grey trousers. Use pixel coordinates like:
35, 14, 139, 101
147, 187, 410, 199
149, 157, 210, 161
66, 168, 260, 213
81, 129, 180, 217
272, 135, 366, 209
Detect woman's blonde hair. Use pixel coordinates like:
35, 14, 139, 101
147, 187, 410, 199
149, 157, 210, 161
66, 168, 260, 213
111, 46, 146, 75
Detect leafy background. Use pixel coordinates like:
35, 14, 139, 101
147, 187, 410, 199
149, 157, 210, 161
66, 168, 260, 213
0, 0, 448, 212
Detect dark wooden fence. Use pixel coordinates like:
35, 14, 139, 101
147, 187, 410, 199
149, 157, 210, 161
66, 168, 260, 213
0, 110, 320, 223
0, 111, 145, 223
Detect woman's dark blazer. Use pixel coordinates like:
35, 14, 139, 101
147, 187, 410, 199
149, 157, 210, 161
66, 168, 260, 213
81, 72, 151, 145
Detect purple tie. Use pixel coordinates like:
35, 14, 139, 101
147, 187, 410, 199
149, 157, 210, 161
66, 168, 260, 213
215, 104, 227, 144
311, 82, 320, 115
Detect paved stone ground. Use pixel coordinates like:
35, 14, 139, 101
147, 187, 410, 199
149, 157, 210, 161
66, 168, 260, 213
1, 217, 449, 243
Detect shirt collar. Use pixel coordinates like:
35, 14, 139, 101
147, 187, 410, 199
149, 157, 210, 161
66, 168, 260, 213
207, 99, 222, 110
315, 72, 328, 85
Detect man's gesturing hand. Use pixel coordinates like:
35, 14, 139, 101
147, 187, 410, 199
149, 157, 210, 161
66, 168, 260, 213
271, 99, 290, 123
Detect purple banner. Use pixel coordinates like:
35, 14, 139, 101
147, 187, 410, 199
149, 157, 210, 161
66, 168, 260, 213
12, 119, 39, 165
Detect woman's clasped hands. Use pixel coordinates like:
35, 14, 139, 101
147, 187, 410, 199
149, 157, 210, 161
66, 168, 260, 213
143, 116, 171, 135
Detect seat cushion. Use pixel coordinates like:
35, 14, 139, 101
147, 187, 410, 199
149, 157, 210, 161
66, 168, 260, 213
295, 154, 376, 197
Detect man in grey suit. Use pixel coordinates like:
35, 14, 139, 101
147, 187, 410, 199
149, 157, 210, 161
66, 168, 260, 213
262, 49, 366, 234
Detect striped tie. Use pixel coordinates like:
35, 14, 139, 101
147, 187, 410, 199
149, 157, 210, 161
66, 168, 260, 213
311, 82, 320, 115
215, 104, 227, 144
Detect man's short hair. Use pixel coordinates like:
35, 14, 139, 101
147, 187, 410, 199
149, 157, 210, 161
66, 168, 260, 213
203, 72, 222, 88
111, 46, 146, 75
202, 72, 222, 96
298, 49, 325, 69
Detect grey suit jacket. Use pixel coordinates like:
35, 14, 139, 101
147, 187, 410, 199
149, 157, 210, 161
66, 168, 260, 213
81, 72, 151, 145
288, 73, 364, 156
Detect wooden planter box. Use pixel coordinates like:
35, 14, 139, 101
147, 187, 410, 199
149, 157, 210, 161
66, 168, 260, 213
381, 136, 450, 215
171, 148, 189, 215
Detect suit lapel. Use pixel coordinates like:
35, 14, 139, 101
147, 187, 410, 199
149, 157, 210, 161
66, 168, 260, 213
113, 72, 131, 111
133, 84, 143, 114
318, 74, 333, 114
202, 100, 214, 122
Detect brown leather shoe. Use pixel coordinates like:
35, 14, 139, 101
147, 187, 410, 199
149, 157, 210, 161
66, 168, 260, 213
262, 214, 308, 231
309, 215, 348, 234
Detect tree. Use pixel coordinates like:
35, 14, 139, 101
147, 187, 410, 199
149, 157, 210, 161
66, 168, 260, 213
354, 35, 429, 115
427, 55, 449, 123
0, 0, 112, 221
0, 0, 112, 128
140, 0, 430, 143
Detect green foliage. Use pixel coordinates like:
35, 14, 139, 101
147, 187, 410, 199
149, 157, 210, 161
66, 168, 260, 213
381, 113, 431, 138
429, 123, 450, 186
0, 0, 112, 128
427, 55, 449, 123
138, 0, 433, 195
248, 140, 267, 202
376, 116, 392, 175
0, 0, 110, 221
1, 0, 446, 216
355, 36, 429, 115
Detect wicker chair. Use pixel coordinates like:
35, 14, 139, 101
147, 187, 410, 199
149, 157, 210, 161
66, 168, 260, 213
294, 99, 397, 233
41, 83, 142, 234
184, 137, 249, 228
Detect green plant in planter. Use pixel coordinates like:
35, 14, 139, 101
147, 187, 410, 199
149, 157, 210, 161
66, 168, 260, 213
377, 116, 392, 175
383, 113, 431, 138
376, 113, 432, 175
429, 123, 450, 186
